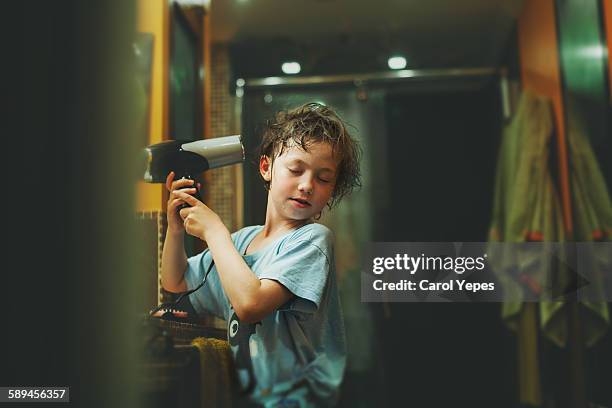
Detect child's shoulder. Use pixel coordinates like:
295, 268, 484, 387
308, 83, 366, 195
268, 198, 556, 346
230, 224, 262, 243
233, 224, 262, 235
233, 222, 332, 239
290, 222, 333, 241
231, 222, 334, 250
283, 223, 334, 254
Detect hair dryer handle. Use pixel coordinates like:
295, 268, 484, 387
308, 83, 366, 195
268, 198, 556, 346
177, 175, 202, 211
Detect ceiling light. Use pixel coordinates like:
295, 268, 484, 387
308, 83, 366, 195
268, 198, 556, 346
388, 56, 407, 70
281, 62, 301, 75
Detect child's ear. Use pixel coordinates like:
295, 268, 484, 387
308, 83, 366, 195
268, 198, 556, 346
259, 155, 272, 182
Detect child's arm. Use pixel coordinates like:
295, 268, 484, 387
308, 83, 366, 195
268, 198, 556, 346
160, 227, 188, 293
160, 172, 197, 293
175, 190, 295, 324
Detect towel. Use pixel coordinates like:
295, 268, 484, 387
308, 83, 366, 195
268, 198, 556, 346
191, 337, 235, 408
487, 90, 610, 405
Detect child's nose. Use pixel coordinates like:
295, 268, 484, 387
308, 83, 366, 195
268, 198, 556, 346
298, 176, 314, 194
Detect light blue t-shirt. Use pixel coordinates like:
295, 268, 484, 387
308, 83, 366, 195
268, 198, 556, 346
184, 222, 347, 407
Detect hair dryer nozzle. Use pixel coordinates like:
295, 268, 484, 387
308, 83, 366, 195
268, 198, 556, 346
143, 135, 244, 183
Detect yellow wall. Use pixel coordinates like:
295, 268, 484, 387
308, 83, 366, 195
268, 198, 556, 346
135, 0, 169, 212
135, 1, 211, 212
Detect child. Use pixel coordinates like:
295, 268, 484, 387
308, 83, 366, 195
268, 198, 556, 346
161, 102, 361, 407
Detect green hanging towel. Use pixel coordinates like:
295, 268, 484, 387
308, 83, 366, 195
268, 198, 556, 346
488, 90, 561, 328
487, 91, 560, 406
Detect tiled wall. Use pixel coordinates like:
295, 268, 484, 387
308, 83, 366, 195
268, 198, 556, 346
209, 43, 243, 234
136, 210, 167, 308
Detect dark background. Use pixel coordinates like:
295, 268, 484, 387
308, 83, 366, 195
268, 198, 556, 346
4, 1, 142, 407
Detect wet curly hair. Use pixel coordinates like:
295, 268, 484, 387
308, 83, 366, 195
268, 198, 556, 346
258, 102, 362, 209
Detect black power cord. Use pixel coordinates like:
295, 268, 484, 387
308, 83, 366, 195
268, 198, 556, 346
149, 259, 215, 321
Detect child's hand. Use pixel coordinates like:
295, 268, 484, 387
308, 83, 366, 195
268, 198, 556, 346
165, 171, 200, 235
175, 190, 225, 242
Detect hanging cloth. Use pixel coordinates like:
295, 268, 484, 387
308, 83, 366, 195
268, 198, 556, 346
559, 106, 611, 345
191, 337, 236, 408
488, 90, 564, 327
488, 90, 559, 406
487, 90, 610, 405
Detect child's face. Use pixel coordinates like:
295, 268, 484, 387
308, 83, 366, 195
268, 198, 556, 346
261, 141, 338, 222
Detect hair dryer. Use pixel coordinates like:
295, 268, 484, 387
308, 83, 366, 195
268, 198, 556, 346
143, 135, 244, 203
